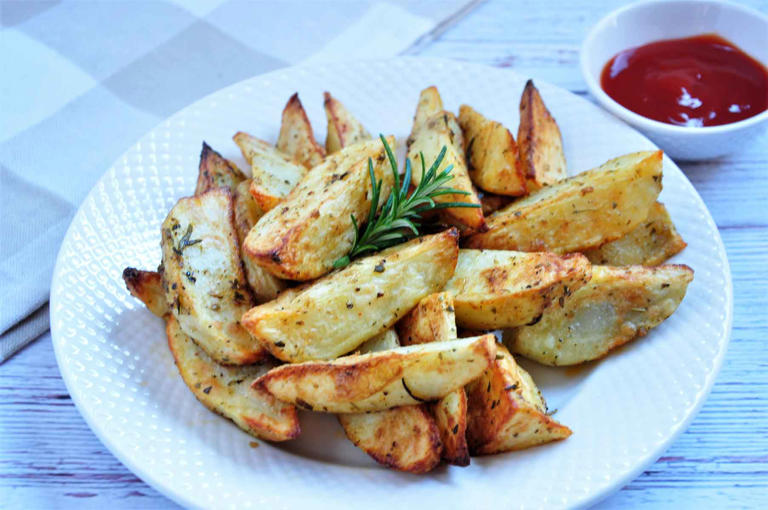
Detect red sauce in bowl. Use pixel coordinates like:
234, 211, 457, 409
600, 34, 768, 127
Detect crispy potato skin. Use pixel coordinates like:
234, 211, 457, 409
466, 345, 571, 455
445, 250, 592, 329
324, 92, 371, 154
195, 142, 244, 195
254, 335, 497, 413
508, 264, 694, 366
232, 180, 287, 303
165, 315, 300, 442
517, 80, 567, 190
396, 292, 458, 346
161, 189, 266, 364
243, 136, 396, 281
583, 202, 686, 266
243, 229, 459, 362
277, 93, 325, 169
339, 405, 442, 473
407, 110, 486, 233
459, 105, 527, 196
466, 151, 663, 253
122, 268, 168, 317
396, 292, 469, 466
340, 329, 443, 474
232, 131, 307, 212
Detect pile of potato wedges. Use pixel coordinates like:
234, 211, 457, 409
123, 83, 693, 474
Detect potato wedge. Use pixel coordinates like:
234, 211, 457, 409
242, 136, 396, 281
324, 92, 371, 154
195, 142, 245, 195
445, 250, 592, 330
277, 93, 325, 169
161, 189, 266, 364
242, 229, 459, 362
232, 131, 307, 212
407, 110, 485, 233
518, 80, 567, 190
165, 315, 299, 442
507, 264, 694, 366
459, 105, 527, 196
254, 334, 496, 413
466, 345, 571, 454
583, 202, 686, 266
466, 151, 663, 253
340, 329, 443, 473
232, 180, 286, 303
122, 268, 167, 318
397, 292, 469, 466
412, 85, 444, 128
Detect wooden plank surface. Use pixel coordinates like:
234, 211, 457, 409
1, 0, 766, 508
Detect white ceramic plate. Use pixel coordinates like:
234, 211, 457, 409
51, 58, 732, 509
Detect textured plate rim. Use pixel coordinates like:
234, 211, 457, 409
50, 56, 734, 509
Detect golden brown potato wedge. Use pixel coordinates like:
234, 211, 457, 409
507, 264, 694, 366
161, 189, 266, 364
407, 109, 486, 233
466, 345, 571, 455
232, 131, 307, 212
445, 250, 592, 330
397, 292, 469, 466
340, 329, 443, 474
324, 92, 371, 154
339, 405, 442, 474
518, 80, 567, 190
412, 86, 444, 128
165, 315, 300, 442
232, 180, 286, 303
277, 93, 325, 169
466, 151, 663, 253
122, 268, 167, 318
242, 229, 459, 362
583, 202, 686, 266
242, 136, 396, 281
195, 142, 245, 195
254, 334, 496, 413
459, 105, 527, 196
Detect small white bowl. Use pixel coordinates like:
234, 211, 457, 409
581, 0, 768, 160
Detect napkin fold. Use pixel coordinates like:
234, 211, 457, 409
0, 0, 477, 362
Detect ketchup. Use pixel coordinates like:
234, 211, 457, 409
600, 34, 768, 127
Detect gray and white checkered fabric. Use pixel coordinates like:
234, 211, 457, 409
0, 0, 474, 361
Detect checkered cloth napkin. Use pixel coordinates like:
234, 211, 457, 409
0, 0, 478, 362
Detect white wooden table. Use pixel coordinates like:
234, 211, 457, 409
2, 1, 767, 507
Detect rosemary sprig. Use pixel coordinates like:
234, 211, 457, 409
173, 224, 202, 256
333, 134, 479, 268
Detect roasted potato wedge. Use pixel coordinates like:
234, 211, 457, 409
397, 292, 469, 466
232, 180, 286, 303
518, 80, 567, 190
459, 105, 527, 196
161, 189, 266, 364
122, 268, 168, 318
242, 229, 459, 362
583, 202, 686, 266
341, 329, 443, 473
242, 136, 396, 281
232, 131, 307, 212
445, 250, 592, 330
195, 142, 245, 195
507, 264, 694, 366
277, 93, 325, 169
466, 345, 571, 454
255, 334, 496, 413
407, 110, 485, 232
165, 315, 299, 442
466, 151, 663, 253
324, 92, 371, 154
412, 85, 444, 128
